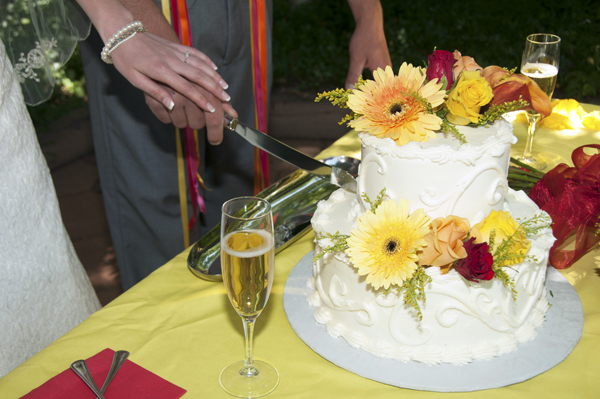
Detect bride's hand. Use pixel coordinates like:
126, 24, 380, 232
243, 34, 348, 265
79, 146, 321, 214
110, 31, 231, 115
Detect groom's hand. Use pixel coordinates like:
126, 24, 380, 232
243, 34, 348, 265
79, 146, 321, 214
146, 83, 237, 146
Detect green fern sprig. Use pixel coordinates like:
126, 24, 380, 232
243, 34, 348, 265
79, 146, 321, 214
477, 97, 529, 126
362, 188, 387, 213
315, 77, 368, 125
440, 118, 467, 143
517, 213, 553, 236
492, 227, 528, 268
400, 89, 434, 114
489, 214, 552, 300
355, 76, 368, 88
497, 67, 518, 83
339, 113, 358, 125
492, 264, 517, 300
313, 232, 349, 262
399, 266, 432, 320
315, 88, 352, 109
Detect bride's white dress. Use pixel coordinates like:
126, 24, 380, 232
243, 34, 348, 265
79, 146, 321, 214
0, 39, 100, 377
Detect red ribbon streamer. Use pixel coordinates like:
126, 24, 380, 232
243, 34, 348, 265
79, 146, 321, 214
529, 145, 600, 269
250, 0, 270, 193
170, 0, 205, 228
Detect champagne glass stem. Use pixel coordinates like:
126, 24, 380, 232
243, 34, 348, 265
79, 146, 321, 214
241, 317, 259, 377
523, 111, 540, 159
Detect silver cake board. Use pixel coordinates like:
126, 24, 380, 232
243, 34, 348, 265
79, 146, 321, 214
283, 251, 584, 392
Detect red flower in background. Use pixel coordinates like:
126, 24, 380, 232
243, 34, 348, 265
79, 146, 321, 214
426, 50, 455, 90
454, 237, 494, 282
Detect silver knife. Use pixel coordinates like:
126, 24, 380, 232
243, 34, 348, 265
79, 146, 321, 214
224, 115, 357, 193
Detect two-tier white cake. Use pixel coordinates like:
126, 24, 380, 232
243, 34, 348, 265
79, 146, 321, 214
308, 120, 555, 365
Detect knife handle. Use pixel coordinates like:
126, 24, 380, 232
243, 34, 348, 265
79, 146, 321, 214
224, 114, 237, 131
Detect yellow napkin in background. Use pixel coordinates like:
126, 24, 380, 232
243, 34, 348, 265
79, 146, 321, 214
582, 110, 600, 130
539, 99, 600, 129
511, 99, 600, 129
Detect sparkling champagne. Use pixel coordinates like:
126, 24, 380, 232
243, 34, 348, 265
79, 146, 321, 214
521, 62, 558, 98
222, 229, 274, 317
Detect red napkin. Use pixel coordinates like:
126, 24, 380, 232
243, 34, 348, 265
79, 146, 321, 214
21, 348, 186, 399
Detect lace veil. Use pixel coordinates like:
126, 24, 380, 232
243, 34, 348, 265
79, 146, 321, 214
0, 0, 90, 105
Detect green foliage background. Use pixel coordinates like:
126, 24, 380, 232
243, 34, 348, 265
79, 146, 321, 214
27, 0, 600, 129
273, 0, 600, 101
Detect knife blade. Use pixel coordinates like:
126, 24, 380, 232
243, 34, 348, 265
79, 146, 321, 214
224, 115, 357, 193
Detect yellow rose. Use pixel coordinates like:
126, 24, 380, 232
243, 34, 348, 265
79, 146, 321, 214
474, 210, 530, 267
419, 216, 470, 270
446, 71, 493, 125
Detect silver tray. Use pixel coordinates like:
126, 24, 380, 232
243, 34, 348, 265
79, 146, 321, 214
187, 156, 360, 281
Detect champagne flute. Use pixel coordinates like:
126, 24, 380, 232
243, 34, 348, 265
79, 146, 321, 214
516, 33, 561, 170
219, 197, 279, 398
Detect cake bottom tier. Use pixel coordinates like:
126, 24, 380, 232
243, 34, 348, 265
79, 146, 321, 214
309, 189, 555, 365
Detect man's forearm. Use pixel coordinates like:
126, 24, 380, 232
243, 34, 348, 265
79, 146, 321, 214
346, 0, 385, 29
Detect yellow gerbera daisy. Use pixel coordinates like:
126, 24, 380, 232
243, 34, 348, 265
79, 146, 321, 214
347, 63, 446, 145
347, 199, 431, 290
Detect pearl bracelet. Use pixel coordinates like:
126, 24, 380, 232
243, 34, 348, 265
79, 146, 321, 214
100, 21, 148, 64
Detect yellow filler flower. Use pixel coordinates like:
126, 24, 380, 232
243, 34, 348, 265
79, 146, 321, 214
347, 63, 446, 145
347, 199, 431, 290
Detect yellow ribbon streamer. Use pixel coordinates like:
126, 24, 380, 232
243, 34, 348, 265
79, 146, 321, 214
161, 0, 189, 248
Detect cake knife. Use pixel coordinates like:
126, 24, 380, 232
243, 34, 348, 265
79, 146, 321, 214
224, 115, 357, 193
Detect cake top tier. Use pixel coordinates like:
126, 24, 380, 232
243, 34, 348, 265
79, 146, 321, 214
359, 118, 517, 166
357, 119, 515, 225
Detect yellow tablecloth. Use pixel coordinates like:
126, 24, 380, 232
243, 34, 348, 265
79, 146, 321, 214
2, 105, 599, 398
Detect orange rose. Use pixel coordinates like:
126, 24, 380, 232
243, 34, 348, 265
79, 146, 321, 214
453, 50, 482, 80
419, 216, 471, 270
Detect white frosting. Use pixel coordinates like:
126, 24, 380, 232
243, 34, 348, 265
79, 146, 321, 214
309, 123, 554, 365
358, 119, 516, 225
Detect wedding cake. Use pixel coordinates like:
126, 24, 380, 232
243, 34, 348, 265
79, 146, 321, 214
308, 53, 554, 365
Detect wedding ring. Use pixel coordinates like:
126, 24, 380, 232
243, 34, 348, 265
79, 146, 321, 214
183, 51, 190, 63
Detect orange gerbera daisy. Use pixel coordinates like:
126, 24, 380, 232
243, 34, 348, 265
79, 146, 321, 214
347, 63, 446, 145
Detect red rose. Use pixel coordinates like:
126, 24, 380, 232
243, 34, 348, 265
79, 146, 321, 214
454, 237, 494, 282
426, 50, 455, 90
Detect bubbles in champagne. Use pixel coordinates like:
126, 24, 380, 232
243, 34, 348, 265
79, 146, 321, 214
521, 63, 558, 98
521, 62, 558, 78
223, 230, 273, 257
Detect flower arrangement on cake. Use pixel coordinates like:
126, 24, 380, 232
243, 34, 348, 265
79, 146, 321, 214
315, 188, 551, 319
314, 49, 555, 318
316, 49, 551, 145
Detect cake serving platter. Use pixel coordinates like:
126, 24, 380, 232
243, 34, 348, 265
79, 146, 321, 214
283, 251, 584, 392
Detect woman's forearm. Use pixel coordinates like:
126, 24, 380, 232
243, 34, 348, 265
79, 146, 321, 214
75, 0, 134, 42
